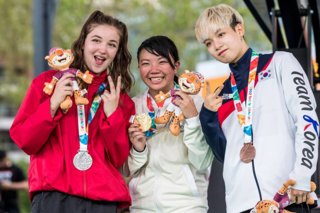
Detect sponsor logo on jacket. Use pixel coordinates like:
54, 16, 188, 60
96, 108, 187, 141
292, 71, 318, 169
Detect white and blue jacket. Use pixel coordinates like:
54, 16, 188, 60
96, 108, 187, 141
200, 48, 319, 213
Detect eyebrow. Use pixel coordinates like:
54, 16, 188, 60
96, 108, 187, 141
214, 28, 222, 35
91, 35, 119, 44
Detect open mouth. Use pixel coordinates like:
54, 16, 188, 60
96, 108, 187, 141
58, 57, 67, 63
182, 82, 190, 90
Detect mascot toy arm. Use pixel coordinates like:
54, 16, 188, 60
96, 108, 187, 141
154, 70, 204, 136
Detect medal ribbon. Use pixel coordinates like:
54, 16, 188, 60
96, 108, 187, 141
77, 83, 106, 151
145, 94, 158, 138
145, 83, 180, 138
230, 51, 259, 144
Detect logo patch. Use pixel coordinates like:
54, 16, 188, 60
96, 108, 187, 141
303, 115, 319, 136
258, 69, 272, 81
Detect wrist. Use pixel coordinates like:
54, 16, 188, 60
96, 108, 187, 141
50, 98, 59, 117
133, 144, 146, 152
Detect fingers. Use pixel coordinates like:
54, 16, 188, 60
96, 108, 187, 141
290, 189, 309, 204
205, 81, 211, 95
116, 76, 121, 96
108, 76, 115, 94
213, 84, 224, 98
104, 76, 121, 97
128, 123, 146, 151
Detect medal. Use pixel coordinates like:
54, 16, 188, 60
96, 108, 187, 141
230, 51, 259, 163
240, 143, 256, 163
73, 151, 93, 171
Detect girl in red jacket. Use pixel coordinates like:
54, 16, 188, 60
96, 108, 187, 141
10, 10, 135, 213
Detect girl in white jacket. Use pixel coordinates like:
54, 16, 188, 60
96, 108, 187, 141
127, 35, 214, 213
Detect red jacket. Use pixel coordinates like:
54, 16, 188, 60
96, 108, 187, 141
10, 70, 135, 206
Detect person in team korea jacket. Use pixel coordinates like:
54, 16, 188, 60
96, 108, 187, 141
195, 4, 319, 213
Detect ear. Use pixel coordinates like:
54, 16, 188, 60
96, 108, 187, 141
235, 23, 245, 37
174, 61, 181, 74
45, 56, 49, 60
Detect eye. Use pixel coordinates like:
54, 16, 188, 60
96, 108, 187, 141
108, 42, 117, 48
159, 59, 168, 64
140, 62, 150, 66
92, 39, 100, 43
218, 32, 225, 38
205, 41, 212, 47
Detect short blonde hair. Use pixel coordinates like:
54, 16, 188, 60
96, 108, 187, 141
195, 4, 244, 43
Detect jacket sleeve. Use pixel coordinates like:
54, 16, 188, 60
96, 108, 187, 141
183, 115, 214, 171
99, 93, 135, 169
127, 146, 149, 176
9, 75, 63, 155
199, 106, 227, 162
278, 52, 319, 191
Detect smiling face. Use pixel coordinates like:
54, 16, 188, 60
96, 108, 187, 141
178, 71, 203, 95
83, 24, 120, 75
138, 49, 179, 98
45, 48, 74, 71
203, 24, 248, 64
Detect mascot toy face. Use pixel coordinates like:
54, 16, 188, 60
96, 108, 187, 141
45, 48, 74, 71
178, 71, 203, 95
250, 200, 280, 213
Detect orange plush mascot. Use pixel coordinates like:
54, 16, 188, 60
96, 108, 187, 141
43, 47, 93, 113
154, 70, 204, 136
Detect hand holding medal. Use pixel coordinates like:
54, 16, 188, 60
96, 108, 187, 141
128, 113, 152, 152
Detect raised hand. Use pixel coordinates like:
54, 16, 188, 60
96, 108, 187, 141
204, 82, 224, 112
128, 122, 147, 152
50, 73, 74, 117
172, 90, 198, 119
101, 76, 121, 117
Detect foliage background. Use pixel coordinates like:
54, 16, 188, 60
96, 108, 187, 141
0, 0, 271, 212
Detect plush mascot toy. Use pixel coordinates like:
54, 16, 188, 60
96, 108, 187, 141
154, 70, 204, 136
43, 47, 93, 113
250, 179, 316, 213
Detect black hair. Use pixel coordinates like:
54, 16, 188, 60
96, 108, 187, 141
230, 14, 241, 30
137, 35, 179, 83
0, 150, 7, 161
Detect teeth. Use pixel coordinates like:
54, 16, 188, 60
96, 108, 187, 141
150, 77, 163, 81
95, 56, 105, 60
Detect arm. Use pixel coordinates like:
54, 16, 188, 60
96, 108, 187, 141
10, 74, 64, 155
127, 146, 149, 176
99, 93, 135, 169
279, 53, 319, 191
183, 116, 214, 171
127, 118, 149, 176
199, 107, 227, 162
172, 91, 215, 169
0, 181, 28, 191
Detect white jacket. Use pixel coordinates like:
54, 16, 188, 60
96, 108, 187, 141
200, 50, 319, 212
128, 91, 214, 213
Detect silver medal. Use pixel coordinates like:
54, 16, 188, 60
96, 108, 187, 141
73, 151, 93, 171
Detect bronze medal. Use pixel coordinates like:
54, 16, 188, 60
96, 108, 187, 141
240, 143, 256, 163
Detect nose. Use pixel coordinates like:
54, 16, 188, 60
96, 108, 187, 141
212, 39, 222, 51
98, 43, 109, 55
150, 63, 160, 72
56, 49, 64, 56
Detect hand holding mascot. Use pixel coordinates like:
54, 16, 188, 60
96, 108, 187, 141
43, 47, 94, 113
